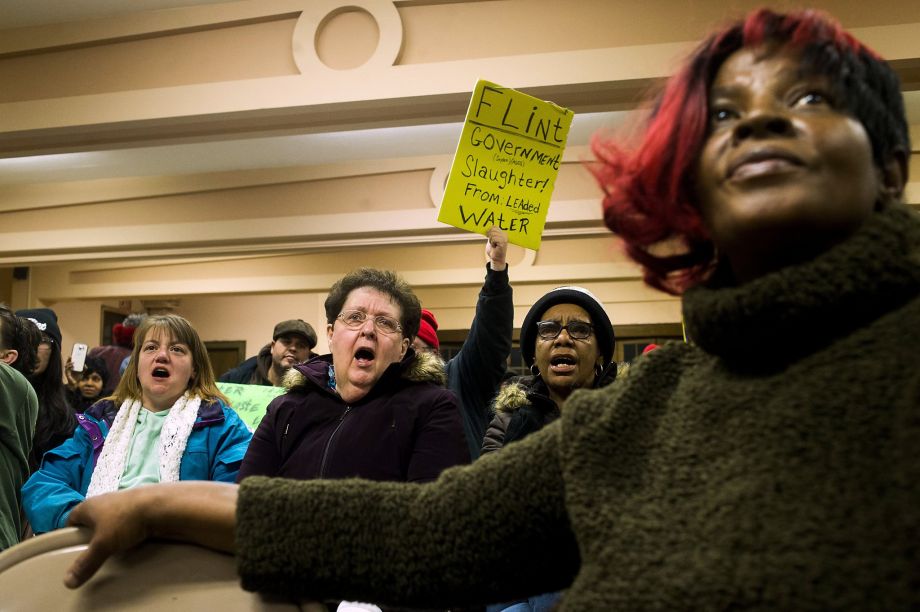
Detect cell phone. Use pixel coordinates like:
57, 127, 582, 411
71, 343, 88, 372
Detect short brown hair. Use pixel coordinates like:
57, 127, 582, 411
324, 268, 421, 339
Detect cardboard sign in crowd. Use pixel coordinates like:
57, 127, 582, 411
217, 382, 284, 431
439, 80, 574, 250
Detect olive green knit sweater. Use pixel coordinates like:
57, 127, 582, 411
238, 205, 920, 609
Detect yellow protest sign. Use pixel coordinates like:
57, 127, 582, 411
438, 80, 574, 250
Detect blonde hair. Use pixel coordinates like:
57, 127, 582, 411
111, 314, 229, 407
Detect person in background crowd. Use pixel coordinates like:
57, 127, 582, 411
65, 356, 108, 413
480, 286, 616, 612
481, 286, 616, 455
0, 359, 38, 552
413, 227, 514, 460
22, 314, 252, 534
0, 305, 41, 545
0, 304, 40, 378
58, 9, 920, 609
87, 313, 147, 394
237, 268, 468, 483
16, 308, 77, 472
219, 319, 317, 387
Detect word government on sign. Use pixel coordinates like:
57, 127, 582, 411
470, 126, 561, 169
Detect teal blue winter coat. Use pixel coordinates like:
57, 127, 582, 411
22, 397, 251, 533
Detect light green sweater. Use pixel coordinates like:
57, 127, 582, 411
0, 363, 38, 550
238, 205, 920, 609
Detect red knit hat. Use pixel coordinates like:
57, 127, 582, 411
417, 309, 440, 350
112, 323, 136, 347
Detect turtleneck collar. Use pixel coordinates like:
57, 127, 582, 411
682, 205, 920, 366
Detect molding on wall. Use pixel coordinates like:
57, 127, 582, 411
33, 258, 641, 302
0, 44, 684, 156
0, 145, 598, 213
0, 200, 608, 265
0, 0, 481, 55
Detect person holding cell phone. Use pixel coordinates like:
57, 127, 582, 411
65, 356, 108, 413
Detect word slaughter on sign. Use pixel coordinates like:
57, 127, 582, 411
438, 80, 574, 250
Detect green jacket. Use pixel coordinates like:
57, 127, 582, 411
0, 363, 38, 550
236, 205, 920, 609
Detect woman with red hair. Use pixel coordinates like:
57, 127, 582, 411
60, 9, 918, 609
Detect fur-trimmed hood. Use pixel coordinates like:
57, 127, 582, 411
481, 364, 620, 455
282, 348, 447, 392
493, 363, 620, 415
492, 376, 540, 414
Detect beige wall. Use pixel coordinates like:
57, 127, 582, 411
0, 0, 918, 353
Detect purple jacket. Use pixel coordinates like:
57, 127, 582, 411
237, 349, 469, 483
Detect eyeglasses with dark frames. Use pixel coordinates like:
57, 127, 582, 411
336, 310, 403, 335
536, 320, 594, 341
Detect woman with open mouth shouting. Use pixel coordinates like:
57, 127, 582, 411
236, 267, 468, 484
479, 286, 616, 612
481, 286, 616, 457
21, 314, 252, 534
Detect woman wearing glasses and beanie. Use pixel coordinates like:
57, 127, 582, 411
237, 268, 469, 484
481, 287, 616, 456
480, 286, 615, 612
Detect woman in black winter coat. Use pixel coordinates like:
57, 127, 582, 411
16, 308, 77, 472
481, 286, 617, 454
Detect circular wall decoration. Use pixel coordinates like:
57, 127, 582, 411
293, 0, 403, 74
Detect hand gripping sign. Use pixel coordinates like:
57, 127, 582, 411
438, 80, 574, 250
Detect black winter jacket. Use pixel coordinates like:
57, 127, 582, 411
219, 344, 273, 386
445, 264, 513, 460
237, 349, 469, 483
480, 366, 618, 454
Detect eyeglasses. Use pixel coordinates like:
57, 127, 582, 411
336, 310, 403, 335
536, 320, 594, 341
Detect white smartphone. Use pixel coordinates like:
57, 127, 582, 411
71, 342, 88, 372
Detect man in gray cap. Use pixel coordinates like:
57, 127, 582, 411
219, 319, 317, 387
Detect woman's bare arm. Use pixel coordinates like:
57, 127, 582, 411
64, 481, 239, 588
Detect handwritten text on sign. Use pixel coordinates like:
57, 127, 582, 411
438, 80, 573, 250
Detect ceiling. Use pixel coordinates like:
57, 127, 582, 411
0, 0, 635, 189
0, 0, 230, 29
0, 1, 916, 191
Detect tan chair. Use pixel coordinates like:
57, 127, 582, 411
0, 527, 327, 611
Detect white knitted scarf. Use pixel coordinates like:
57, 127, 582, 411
86, 392, 202, 497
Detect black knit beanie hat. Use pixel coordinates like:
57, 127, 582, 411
81, 355, 110, 386
520, 286, 615, 367
16, 307, 62, 348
